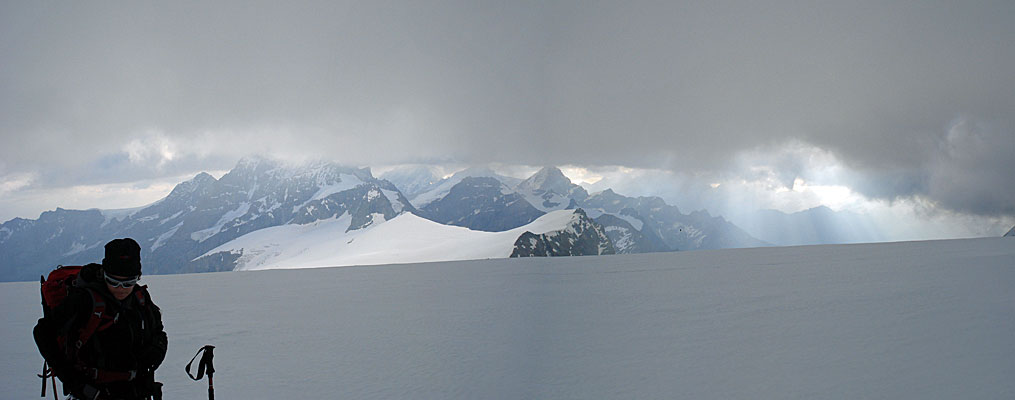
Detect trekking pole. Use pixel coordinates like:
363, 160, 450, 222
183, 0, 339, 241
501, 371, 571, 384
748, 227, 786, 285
38, 361, 57, 400
186, 345, 216, 400
39, 361, 46, 397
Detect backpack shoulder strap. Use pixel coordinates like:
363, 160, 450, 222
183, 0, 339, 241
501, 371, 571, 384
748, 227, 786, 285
74, 288, 110, 352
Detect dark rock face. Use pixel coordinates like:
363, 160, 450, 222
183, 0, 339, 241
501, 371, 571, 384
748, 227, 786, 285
510, 209, 616, 257
1005, 225, 1015, 237
420, 177, 544, 232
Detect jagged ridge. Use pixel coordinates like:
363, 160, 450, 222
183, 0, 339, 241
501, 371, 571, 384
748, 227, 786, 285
510, 209, 616, 257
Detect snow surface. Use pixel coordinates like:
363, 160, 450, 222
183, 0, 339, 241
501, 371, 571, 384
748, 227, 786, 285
3, 238, 1014, 399
200, 210, 582, 271
521, 190, 571, 213
61, 241, 87, 256
581, 209, 644, 231
151, 221, 184, 251
381, 189, 405, 213
98, 205, 148, 228
409, 180, 463, 209
190, 202, 252, 242
309, 174, 366, 202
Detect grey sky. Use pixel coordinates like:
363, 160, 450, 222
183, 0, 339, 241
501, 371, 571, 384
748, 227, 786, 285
1, 1, 1013, 221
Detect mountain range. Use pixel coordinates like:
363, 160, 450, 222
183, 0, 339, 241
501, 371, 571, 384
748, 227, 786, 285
1, 157, 767, 281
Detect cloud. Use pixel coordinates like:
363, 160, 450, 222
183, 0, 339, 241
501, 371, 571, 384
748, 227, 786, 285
844, 116, 1015, 216
929, 117, 1015, 215
0, 172, 36, 195
0, 174, 191, 222
1, 1, 1013, 219
124, 130, 177, 168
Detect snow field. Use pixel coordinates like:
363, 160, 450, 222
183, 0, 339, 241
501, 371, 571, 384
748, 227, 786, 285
2, 237, 1013, 399
202, 210, 582, 271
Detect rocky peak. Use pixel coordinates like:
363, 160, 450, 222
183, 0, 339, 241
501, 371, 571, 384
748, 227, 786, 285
517, 166, 572, 195
585, 188, 635, 212
510, 209, 616, 257
420, 176, 543, 232
165, 172, 217, 202
450, 166, 501, 181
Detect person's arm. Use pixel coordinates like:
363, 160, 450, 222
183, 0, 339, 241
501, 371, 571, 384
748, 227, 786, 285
138, 294, 168, 372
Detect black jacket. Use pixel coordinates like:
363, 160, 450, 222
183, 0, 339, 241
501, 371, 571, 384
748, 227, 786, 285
34, 264, 168, 399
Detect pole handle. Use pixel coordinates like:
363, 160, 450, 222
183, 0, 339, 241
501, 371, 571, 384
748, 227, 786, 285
40, 361, 47, 397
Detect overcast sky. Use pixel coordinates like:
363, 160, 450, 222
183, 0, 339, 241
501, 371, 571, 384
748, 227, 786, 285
1, 1, 1013, 236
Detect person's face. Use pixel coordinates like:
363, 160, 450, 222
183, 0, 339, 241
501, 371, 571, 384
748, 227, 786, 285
103, 272, 138, 301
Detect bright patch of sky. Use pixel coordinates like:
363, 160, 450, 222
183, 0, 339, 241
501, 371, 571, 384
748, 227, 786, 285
581, 141, 1015, 239
0, 172, 36, 195
0, 172, 225, 222
559, 167, 603, 185
124, 130, 177, 168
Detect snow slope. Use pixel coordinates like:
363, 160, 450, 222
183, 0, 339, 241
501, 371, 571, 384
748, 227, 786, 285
3, 237, 1013, 399
201, 209, 583, 271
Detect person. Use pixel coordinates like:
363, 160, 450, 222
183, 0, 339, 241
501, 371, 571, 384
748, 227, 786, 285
34, 238, 167, 400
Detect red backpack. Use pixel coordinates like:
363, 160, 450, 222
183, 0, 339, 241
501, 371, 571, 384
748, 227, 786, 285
40, 264, 147, 357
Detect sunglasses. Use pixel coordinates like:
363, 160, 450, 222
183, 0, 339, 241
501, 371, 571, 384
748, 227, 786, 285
103, 272, 140, 288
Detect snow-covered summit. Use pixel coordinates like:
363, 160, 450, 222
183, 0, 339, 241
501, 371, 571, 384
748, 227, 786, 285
513, 166, 589, 213
515, 166, 572, 193
379, 165, 444, 199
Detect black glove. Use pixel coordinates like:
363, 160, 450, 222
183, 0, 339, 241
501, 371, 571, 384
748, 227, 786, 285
77, 383, 102, 400
148, 381, 164, 400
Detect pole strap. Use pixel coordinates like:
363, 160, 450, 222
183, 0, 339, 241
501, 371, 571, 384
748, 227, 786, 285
186, 345, 216, 381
